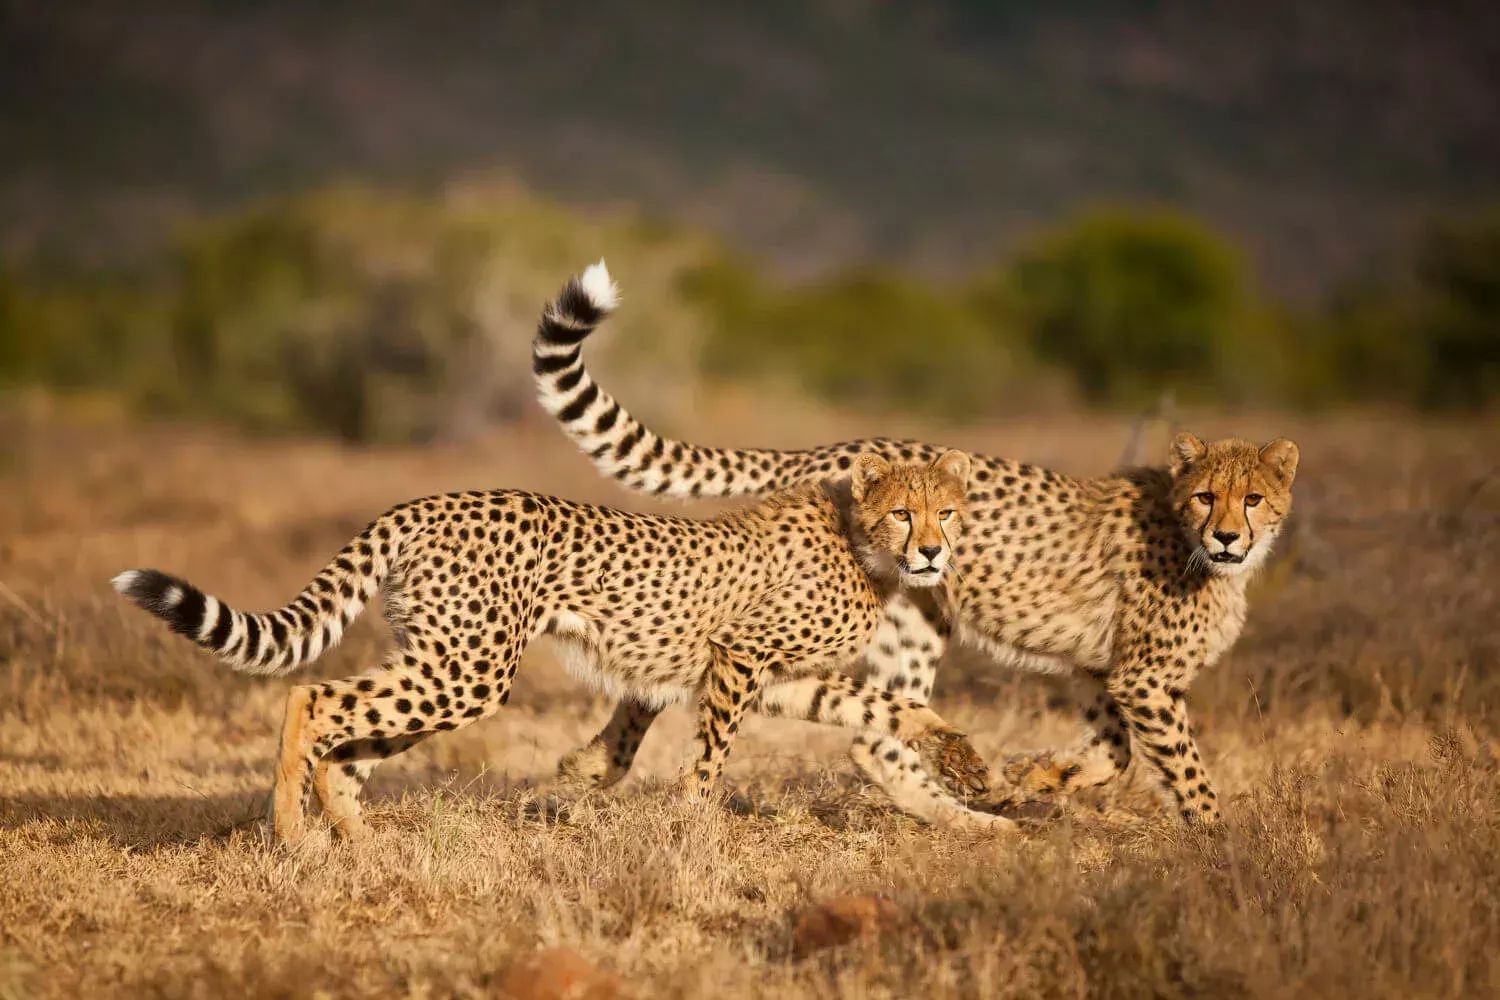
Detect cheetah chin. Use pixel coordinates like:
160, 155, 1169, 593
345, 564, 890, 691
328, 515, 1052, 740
899, 565, 946, 588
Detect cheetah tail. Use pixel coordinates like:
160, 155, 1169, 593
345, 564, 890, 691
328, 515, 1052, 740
111, 511, 407, 676
532, 260, 864, 499
532, 259, 620, 426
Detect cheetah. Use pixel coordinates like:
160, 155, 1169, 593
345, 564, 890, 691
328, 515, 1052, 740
112, 273, 996, 845
531, 262, 1300, 826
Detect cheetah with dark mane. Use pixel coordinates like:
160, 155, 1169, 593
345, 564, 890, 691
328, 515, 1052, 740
113, 266, 996, 844
533, 263, 1301, 826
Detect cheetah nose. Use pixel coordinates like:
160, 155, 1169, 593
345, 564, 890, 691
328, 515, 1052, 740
918, 544, 943, 560
1212, 530, 1240, 545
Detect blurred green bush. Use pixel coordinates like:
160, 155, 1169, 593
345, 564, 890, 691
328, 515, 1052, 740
2, 191, 1496, 440
0, 185, 712, 441
1310, 208, 1500, 408
685, 260, 1031, 418
994, 207, 1260, 405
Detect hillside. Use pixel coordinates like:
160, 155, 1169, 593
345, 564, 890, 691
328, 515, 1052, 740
4, 0, 1498, 296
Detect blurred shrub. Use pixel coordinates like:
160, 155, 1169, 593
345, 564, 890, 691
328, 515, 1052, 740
1314, 208, 1500, 408
0, 267, 168, 391
686, 260, 1030, 418
994, 207, 1261, 404
0, 185, 712, 442
3, 194, 1497, 433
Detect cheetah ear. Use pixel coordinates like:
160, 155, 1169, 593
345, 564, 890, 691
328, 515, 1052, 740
850, 454, 892, 502
1168, 432, 1207, 479
1258, 438, 1299, 485
932, 450, 971, 491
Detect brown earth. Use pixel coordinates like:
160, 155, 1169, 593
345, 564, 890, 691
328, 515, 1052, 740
2, 401, 1498, 997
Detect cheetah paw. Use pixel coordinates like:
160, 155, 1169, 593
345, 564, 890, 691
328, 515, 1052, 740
553, 743, 615, 796
998, 750, 1075, 798
910, 727, 990, 797
974, 796, 1065, 823
940, 805, 1017, 834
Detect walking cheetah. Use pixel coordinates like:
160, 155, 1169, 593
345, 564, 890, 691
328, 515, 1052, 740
532, 262, 1300, 825
112, 276, 994, 844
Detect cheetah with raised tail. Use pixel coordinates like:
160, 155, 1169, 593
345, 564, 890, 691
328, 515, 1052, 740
532, 262, 1300, 825
113, 268, 996, 844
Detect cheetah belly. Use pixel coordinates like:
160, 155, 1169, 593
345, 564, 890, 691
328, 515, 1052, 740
957, 626, 1075, 675
540, 610, 696, 710
957, 595, 1117, 676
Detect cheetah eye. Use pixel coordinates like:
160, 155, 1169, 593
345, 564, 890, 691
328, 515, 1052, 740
890, 509, 910, 522
938, 509, 955, 520
1244, 493, 1263, 507
1194, 492, 1215, 505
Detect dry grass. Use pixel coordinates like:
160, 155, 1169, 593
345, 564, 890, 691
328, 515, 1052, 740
3, 399, 1499, 998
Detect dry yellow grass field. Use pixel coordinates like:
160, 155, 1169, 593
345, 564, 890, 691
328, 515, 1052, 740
3, 399, 1498, 998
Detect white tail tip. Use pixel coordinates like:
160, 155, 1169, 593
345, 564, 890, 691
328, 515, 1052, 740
110, 570, 140, 595
578, 259, 619, 312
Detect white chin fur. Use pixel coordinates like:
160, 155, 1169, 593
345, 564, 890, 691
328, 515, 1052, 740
1209, 547, 1268, 577
578, 259, 619, 311
900, 571, 945, 589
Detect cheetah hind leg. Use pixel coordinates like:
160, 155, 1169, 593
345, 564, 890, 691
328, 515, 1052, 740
312, 733, 434, 840
314, 759, 374, 840
272, 650, 522, 844
554, 698, 662, 795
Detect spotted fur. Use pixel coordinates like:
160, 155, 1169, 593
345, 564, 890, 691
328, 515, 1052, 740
532, 264, 1300, 825
115, 382, 996, 842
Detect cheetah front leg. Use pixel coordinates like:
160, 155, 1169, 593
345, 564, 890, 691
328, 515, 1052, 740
755, 674, 988, 794
862, 591, 948, 703
554, 698, 662, 794
1112, 679, 1220, 825
794, 596, 1006, 826
848, 735, 1012, 832
755, 675, 1006, 832
681, 643, 765, 799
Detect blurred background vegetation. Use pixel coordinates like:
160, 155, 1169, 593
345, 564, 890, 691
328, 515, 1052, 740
0, 187, 714, 441
4, 190, 1496, 441
1, 1, 1497, 441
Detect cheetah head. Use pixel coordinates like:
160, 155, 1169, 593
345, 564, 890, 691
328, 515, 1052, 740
1169, 433, 1299, 577
850, 450, 970, 588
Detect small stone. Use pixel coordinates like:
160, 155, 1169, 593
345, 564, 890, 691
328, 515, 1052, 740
792, 893, 902, 958
498, 947, 619, 1000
